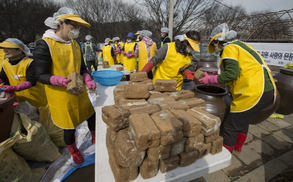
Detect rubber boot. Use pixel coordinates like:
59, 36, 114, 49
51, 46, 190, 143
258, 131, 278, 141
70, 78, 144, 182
234, 133, 247, 153
223, 144, 234, 154
90, 131, 95, 144
66, 143, 84, 164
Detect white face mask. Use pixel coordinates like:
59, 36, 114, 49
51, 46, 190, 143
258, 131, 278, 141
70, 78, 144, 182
68, 29, 80, 39
215, 46, 221, 53
127, 39, 131, 43
186, 46, 193, 53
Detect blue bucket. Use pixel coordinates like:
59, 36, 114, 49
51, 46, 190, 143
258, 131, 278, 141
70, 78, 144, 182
91, 70, 124, 86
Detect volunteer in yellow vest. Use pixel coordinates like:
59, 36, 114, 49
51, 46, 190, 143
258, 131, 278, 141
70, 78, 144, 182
0, 48, 5, 71
33, 7, 96, 164
135, 31, 142, 42
121, 32, 137, 73
160, 27, 171, 48
82, 35, 97, 75
199, 23, 277, 154
113, 37, 124, 65
0, 38, 47, 108
139, 31, 200, 90
101, 38, 115, 65
134, 30, 157, 79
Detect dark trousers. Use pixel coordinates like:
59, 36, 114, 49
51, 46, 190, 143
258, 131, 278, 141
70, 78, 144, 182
63, 112, 96, 145
86, 60, 97, 75
221, 90, 274, 146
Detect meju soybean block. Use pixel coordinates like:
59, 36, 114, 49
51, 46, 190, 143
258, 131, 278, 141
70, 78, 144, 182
170, 137, 187, 156
170, 109, 202, 137
148, 97, 175, 105
154, 79, 177, 92
115, 129, 146, 167
140, 156, 159, 179
116, 66, 124, 71
178, 97, 205, 109
102, 105, 129, 132
187, 107, 221, 136
148, 92, 172, 100
129, 79, 154, 91
147, 145, 171, 161
158, 100, 189, 111
151, 110, 183, 145
67, 72, 84, 96
129, 104, 160, 115
210, 136, 223, 155
185, 133, 204, 152
129, 113, 160, 151
124, 84, 149, 99
204, 129, 220, 143
194, 69, 205, 80
168, 90, 195, 101
130, 72, 148, 82
108, 155, 131, 182
197, 142, 211, 158
159, 155, 179, 173
119, 97, 148, 111
179, 150, 199, 167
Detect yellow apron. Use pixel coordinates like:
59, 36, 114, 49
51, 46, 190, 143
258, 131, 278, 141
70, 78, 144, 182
138, 41, 156, 71
115, 42, 124, 64
102, 45, 114, 65
0, 49, 5, 71
153, 42, 191, 90
123, 42, 136, 72
220, 40, 277, 112
3, 57, 47, 108
43, 38, 94, 129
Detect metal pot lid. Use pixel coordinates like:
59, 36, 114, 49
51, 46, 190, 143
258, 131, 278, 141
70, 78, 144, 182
280, 68, 293, 76
199, 67, 218, 72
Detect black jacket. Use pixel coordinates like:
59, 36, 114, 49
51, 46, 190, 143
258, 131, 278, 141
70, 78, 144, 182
33, 39, 88, 84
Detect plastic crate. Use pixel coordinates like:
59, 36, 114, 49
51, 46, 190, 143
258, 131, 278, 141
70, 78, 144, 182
91, 70, 124, 86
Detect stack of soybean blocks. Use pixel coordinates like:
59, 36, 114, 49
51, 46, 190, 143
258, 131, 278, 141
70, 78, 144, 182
102, 72, 223, 182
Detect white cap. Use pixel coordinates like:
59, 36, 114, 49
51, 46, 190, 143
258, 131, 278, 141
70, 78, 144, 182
85, 35, 93, 41
112, 37, 120, 41
161, 27, 169, 33
140, 30, 152, 38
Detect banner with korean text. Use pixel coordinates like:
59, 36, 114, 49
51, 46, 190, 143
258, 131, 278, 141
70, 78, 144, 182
247, 42, 293, 67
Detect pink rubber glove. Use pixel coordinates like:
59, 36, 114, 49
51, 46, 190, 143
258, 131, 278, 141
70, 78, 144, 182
199, 72, 219, 84
14, 81, 32, 91
138, 62, 154, 73
126, 53, 135, 58
82, 73, 96, 90
2, 85, 15, 92
50, 75, 71, 87
121, 51, 126, 56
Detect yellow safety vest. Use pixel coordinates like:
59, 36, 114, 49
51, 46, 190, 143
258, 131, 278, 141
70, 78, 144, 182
153, 42, 191, 90
0, 49, 5, 71
102, 45, 114, 65
115, 42, 124, 64
220, 40, 277, 112
2, 57, 47, 108
42, 38, 94, 129
138, 41, 156, 71
123, 42, 136, 72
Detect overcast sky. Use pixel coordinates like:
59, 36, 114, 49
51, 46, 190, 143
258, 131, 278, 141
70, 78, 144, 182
222, 0, 293, 13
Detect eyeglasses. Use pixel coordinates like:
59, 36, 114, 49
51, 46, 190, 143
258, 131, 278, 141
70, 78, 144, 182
67, 22, 81, 29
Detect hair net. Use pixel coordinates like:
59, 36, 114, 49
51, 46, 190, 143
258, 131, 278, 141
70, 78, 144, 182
161, 27, 169, 33
44, 7, 77, 29
140, 30, 152, 38
105, 38, 111, 44
3, 38, 32, 57
112, 37, 120, 41
174, 34, 187, 42
210, 23, 237, 42
85, 35, 93, 41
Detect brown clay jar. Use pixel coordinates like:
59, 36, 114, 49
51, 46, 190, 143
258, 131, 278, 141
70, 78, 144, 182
0, 92, 16, 143
274, 68, 293, 115
193, 84, 231, 122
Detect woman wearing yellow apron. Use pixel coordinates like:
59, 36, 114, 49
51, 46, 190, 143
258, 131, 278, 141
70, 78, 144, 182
101, 38, 115, 65
133, 30, 157, 79
199, 23, 276, 154
33, 7, 96, 164
139, 31, 201, 90
113, 37, 124, 65
0, 38, 47, 108
121, 32, 137, 73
